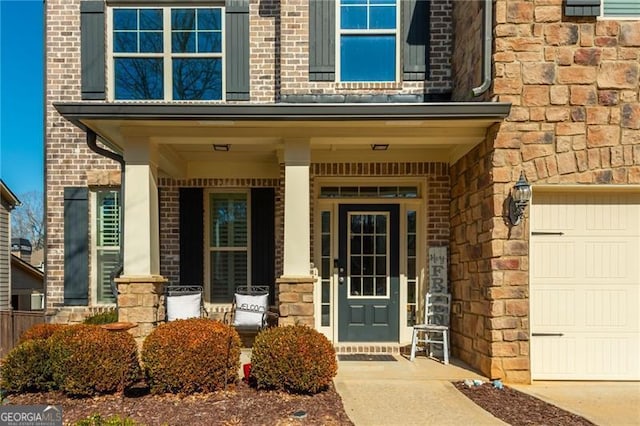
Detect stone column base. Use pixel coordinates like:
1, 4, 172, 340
115, 275, 167, 348
277, 275, 315, 328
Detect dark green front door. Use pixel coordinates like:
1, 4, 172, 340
338, 204, 399, 342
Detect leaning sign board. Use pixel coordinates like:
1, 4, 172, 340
428, 246, 447, 294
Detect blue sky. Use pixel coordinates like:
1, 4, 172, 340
0, 0, 44, 196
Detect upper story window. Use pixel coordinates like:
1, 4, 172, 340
338, 0, 399, 82
111, 7, 224, 101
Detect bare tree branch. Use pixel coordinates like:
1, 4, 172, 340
11, 191, 44, 250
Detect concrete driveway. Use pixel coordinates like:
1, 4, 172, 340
511, 381, 640, 426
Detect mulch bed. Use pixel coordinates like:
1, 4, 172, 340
5, 381, 354, 426
453, 381, 596, 426
4, 378, 601, 426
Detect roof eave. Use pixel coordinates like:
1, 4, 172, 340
0, 180, 21, 207
53, 102, 512, 130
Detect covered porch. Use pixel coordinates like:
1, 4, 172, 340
54, 102, 510, 345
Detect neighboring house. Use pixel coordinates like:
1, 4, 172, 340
11, 239, 45, 311
11, 254, 45, 311
0, 180, 20, 311
46, 0, 639, 383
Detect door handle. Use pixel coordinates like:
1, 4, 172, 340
531, 333, 564, 337
338, 276, 345, 284
531, 232, 564, 236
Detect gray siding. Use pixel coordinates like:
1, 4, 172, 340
0, 203, 10, 310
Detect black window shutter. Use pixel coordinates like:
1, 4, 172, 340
80, 1, 106, 100
64, 187, 89, 306
251, 188, 275, 304
179, 188, 204, 286
403, 0, 430, 81
226, 0, 250, 101
564, 0, 600, 16
309, 0, 335, 81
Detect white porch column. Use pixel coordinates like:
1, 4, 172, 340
283, 139, 311, 276
123, 138, 160, 276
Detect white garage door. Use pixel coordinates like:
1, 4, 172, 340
530, 191, 640, 380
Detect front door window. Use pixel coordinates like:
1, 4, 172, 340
338, 204, 399, 342
348, 213, 389, 298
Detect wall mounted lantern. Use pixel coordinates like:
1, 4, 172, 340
508, 171, 532, 226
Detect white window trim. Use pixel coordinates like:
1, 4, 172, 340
335, 0, 401, 83
107, 6, 226, 102
90, 190, 119, 307
203, 189, 251, 304
313, 177, 426, 344
599, 0, 640, 19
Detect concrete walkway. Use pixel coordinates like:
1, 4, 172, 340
511, 381, 640, 426
334, 354, 640, 426
334, 355, 507, 425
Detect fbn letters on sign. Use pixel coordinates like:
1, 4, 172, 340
428, 247, 447, 294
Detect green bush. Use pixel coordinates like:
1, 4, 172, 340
142, 319, 241, 394
49, 324, 141, 396
18, 323, 67, 344
83, 309, 118, 325
0, 339, 56, 392
250, 325, 337, 394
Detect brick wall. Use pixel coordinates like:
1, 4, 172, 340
262, 0, 453, 100
157, 178, 281, 285
310, 162, 450, 246
45, 0, 121, 315
450, 1, 640, 383
159, 165, 450, 291
47, 0, 456, 326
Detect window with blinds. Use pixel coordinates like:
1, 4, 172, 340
209, 193, 248, 301
96, 190, 120, 304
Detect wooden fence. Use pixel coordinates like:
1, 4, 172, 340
0, 310, 45, 357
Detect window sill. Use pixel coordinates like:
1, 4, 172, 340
335, 82, 403, 91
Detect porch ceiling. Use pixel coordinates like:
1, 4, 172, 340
54, 102, 511, 177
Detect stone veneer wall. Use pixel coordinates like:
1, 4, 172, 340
451, 1, 485, 101
450, 1, 640, 383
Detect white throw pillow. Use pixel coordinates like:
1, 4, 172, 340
167, 293, 201, 321
233, 293, 268, 328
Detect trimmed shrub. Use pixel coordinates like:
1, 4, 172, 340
0, 339, 56, 392
18, 323, 67, 344
83, 309, 118, 325
49, 324, 141, 396
250, 325, 337, 394
142, 319, 241, 394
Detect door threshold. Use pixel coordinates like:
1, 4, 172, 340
334, 343, 403, 355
